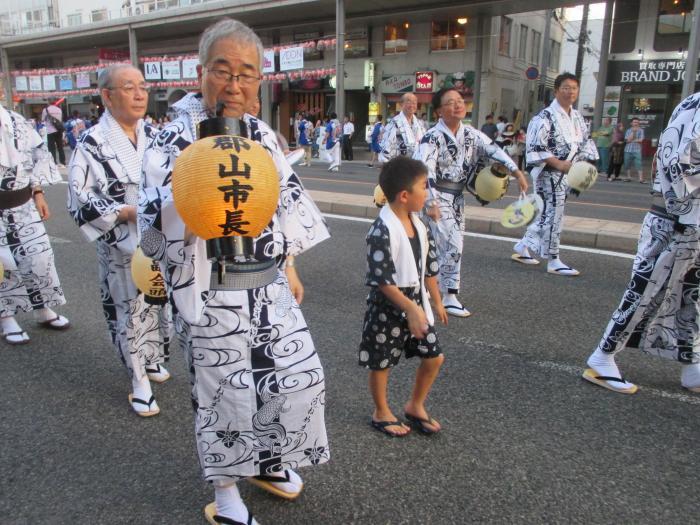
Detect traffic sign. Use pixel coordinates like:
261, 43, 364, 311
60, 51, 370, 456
525, 66, 540, 80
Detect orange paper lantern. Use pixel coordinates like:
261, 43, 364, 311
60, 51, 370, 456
131, 247, 167, 299
172, 135, 280, 240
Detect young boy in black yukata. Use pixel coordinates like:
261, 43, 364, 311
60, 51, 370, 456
359, 156, 448, 437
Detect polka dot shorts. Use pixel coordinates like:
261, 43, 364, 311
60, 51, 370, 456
358, 292, 441, 370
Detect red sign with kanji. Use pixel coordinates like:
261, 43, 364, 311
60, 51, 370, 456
415, 71, 434, 92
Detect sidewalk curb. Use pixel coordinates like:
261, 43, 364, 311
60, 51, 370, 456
310, 190, 640, 254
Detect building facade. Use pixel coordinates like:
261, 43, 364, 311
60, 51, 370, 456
0, 0, 566, 142
604, 0, 698, 154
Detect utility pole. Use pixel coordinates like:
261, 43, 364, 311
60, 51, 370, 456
334, 0, 345, 121
539, 9, 552, 104
574, 3, 589, 109
681, 0, 700, 99
593, 0, 614, 129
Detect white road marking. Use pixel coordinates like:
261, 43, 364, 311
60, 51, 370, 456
457, 336, 700, 406
323, 212, 635, 260
49, 236, 72, 244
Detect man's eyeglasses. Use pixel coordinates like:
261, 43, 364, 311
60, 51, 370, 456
108, 83, 150, 95
205, 67, 261, 86
442, 99, 465, 108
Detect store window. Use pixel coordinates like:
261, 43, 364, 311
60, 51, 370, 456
295, 31, 322, 60
91, 9, 108, 23
518, 25, 528, 61
384, 22, 409, 55
549, 40, 561, 70
530, 30, 541, 64
431, 18, 467, 51
345, 27, 370, 58
658, 0, 693, 33
67, 13, 82, 27
610, 0, 639, 53
499, 17, 512, 56
655, 0, 694, 51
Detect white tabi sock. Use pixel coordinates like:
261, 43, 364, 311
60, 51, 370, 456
263, 469, 303, 494
131, 374, 154, 404
514, 241, 532, 258
214, 481, 254, 523
587, 348, 635, 389
547, 258, 569, 271
34, 307, 70, 327
1, 316, 22, 334
681, 362, 700, 390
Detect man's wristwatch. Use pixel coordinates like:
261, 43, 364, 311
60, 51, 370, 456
32, 186, 44, 196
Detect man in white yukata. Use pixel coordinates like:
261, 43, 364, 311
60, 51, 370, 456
512, 73, 598, 276
0, 103, 70, 345
138, 19, 330, 525
67, 65, 171, 417
380, 92, 425, 163
583, 91, 700, 395
417, 87, 528, 318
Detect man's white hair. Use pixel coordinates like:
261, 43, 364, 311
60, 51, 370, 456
97, 64, 141, 105
198, 18, 263, 69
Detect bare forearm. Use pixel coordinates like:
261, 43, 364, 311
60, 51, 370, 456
379, 284, 418, 313
425, 276, 442, 306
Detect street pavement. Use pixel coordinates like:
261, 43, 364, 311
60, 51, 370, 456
2, 186, 698, 524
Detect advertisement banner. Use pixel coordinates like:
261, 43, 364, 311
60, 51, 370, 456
29, 76, 42, 91
162, 60, 180, 80
280, 46, 304, 71
15, 76, 28, 91
76, 72, 91, 88
144, 62, 162, 80
262, 49, 275, 73
59, 76, 73, 90
43, 75, 56, 91
182, 58, 198, 78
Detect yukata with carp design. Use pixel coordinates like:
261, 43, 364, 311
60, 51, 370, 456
415, 119, 518, 295
0, 105, 66, 319
138, 92, 330, 481
595, 93, 700, 364
67, 110, 171, 381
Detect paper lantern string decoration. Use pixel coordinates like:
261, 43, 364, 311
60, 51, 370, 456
172, 132, 279, 243
131, 247, 167, 303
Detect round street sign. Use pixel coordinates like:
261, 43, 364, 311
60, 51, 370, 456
525, 66, 540, 80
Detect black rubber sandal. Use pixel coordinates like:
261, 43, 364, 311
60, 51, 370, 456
370, 419, 410, 437
404, 413, 440, 435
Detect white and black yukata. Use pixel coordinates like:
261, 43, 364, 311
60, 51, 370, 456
379, 111, 425, 163
138, 93, 330, 481
321, 118, 340, 170
0, 105, 66, 318
67, 111, 171, 381
415, 119, 518, 294
359, 205, 441, 370
519, 99, 598, 259
595, 93, 700, 363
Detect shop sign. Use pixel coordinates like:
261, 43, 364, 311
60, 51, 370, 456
162, 60, 180, 80
415, 71, 434, 92
607, 59, 700, 85
280, 46, 304, 71
98, 48, 129, 61
182, 58, 199, 79
368, 101, 380, 116
364, 61, 375, 89
381, 74, 414, 93
262, 49, 275, 73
